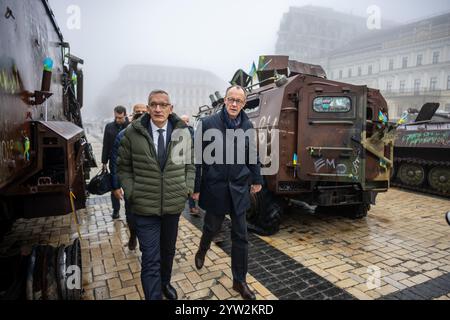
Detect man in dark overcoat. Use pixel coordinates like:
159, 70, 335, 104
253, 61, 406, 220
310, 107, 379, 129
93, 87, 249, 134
192, 85, 262, 300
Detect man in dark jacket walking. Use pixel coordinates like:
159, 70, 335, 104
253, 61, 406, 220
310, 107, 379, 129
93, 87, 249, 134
181, 114, 200, 216
192, 85, 263, 300
117, 90, 194, 300
110, 104, 147, 250
102, 105, 129, 219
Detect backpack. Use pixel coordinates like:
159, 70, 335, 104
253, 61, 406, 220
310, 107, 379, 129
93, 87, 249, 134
87, 168, 112, 195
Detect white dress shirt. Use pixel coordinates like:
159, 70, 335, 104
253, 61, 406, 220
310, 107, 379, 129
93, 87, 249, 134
150, 119, 168, 151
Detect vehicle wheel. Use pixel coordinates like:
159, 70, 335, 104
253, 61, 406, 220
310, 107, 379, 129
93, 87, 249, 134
342, 203, 369, 219
56, 245, 67, 300
71, 238, 82, 300
315, 205, 339, 215
0, 199, 14, 242
398, 163, 425, 186
26, 246, 37, 300
427, 166, 450, 194
246, 187, 282, 236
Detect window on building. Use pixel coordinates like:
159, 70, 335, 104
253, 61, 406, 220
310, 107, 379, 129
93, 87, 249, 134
399, 80, 406, 93
433, 51, 440, 64
429, 77, 437, 91
386, 81, 392, 92
445, 104, 450, 112
389, 59, 394, 71
414, 79, 421, 94
358, 67, 362, 76
339, 70, 343, 79
348, 69, 352, 78
402, 57, 408, 69
330, 71, 334, 79
368, 65, 373, 75
447, 75, 450, 90
417, 54, 423, 66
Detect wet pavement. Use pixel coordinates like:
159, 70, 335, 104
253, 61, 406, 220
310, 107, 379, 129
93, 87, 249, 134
1, 132, 449, 300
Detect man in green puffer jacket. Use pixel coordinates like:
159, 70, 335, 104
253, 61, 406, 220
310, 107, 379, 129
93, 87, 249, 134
117, 89, 194, 300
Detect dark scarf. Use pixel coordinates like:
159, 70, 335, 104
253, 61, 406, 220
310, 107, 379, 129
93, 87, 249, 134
222, 107, 242, 129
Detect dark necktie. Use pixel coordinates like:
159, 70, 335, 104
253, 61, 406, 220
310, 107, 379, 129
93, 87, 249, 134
157, 128, 165, 167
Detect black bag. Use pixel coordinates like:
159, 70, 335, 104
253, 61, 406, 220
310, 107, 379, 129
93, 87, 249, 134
87, 168, 112, 195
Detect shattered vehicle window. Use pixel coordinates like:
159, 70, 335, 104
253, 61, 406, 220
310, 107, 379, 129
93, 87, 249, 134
313, 97, 351, 113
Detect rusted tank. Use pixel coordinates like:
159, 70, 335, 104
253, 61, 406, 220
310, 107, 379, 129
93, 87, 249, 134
0, 0, 96, 240
391, 103, 450, 198
195, 55, 394, 235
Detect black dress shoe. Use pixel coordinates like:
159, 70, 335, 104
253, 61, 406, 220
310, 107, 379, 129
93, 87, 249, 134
162, 283, 178, 300
232, 281, 256, 300
112, 211, 120, 219
195, 250, 206, 270
128, 231, 137, 251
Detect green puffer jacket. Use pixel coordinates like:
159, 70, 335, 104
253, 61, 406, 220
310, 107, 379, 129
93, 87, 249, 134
117, 113, 195, 216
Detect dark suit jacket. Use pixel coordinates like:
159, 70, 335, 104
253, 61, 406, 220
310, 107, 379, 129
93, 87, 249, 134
102, 119, 129, 164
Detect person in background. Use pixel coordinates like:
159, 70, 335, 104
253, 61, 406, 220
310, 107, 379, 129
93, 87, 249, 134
110, 104, 148, 250
101, 105, 129, 219
181, 114, 200, 217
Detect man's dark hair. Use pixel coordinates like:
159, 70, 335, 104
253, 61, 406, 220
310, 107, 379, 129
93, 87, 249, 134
225, 85, 247, 99
114, 105, 127, 114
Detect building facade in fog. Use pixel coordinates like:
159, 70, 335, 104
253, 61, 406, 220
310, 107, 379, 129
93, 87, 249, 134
275, 6, 371, 63
322, 14, 450, 118
97, 65, 227, 120
275, 6, 450, 119
322, 13, 450, 118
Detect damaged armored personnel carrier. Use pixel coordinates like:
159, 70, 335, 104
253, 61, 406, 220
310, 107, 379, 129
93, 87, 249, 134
196, 55, 394, 235
391, 103, 450, 198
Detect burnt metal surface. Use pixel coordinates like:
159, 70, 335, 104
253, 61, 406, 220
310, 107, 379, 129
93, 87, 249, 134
0, 0, 94, 239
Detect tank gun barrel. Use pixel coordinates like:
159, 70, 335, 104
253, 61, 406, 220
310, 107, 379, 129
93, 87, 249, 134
209, 94, 218, 107
214, 91, 224, 104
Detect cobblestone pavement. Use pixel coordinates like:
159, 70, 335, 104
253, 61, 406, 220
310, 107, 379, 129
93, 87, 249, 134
1, 132, 449, 300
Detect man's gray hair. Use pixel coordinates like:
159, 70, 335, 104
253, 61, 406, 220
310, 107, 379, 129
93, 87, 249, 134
148, 89, 170, 103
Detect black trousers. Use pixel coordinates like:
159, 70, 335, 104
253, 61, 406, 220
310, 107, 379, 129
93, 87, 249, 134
110, 195, 135, 231
124, 200, 135, 231
110, 192, 120, 213
134, 213, 180, 300
199, 211, 248, 282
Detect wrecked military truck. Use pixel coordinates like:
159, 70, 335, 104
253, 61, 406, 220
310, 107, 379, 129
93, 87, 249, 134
195, 55, 394, 235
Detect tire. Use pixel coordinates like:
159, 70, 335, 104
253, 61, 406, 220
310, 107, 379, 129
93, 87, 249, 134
71, 238, 82, 300
0, 199, 14, 242
246, 187, 282, 236
342, 203, 369, 219
398, 163, 425, 186
56, 245, 67, 300
316, 203, 369, 219
315, 205, 339, 215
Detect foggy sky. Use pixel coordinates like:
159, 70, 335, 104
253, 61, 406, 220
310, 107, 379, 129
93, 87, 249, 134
48, 0, 450, 119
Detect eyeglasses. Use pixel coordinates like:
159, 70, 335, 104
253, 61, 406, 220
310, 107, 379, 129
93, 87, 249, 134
149, 102, 172, 110
226, 97, 245, 106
